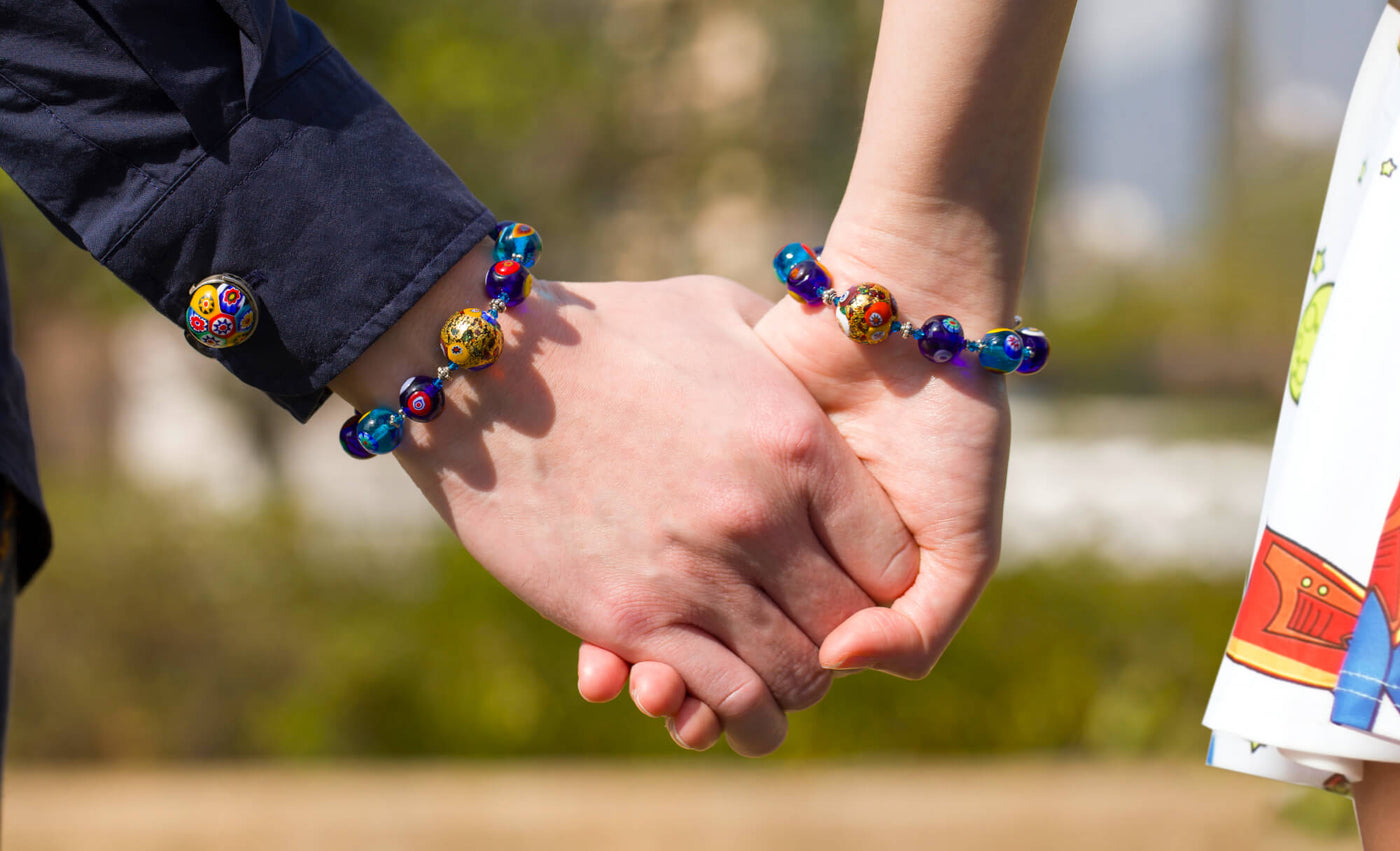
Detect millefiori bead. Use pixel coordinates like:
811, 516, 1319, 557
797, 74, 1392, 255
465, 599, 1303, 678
399, 375, 445, 422
977, 328, 1025, 373
917, 315, 966, 364
493, 222, 542, 268
185, 275, 259, 349
1016, 327, 1051, 374
836, 283, 899, 344
785, 259, 832, 305
486, 260, 533, 307
772, 242, 818, 283
356, 408, 405, 455
440, 308, 504, 370
339, 412, 374, 459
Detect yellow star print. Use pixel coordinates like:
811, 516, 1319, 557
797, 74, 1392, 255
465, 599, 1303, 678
1311, 248, 1325, 279
1382, 158, 1397, 177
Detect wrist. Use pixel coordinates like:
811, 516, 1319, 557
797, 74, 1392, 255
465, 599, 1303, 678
827, 177, 1034, 315
328, 238, 496, 428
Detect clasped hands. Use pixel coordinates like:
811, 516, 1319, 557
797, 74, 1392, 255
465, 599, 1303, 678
330, 209, 1015, 757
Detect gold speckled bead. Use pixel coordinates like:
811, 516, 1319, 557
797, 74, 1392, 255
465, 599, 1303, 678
836, 283, 898, 344
439, 308, 504, 370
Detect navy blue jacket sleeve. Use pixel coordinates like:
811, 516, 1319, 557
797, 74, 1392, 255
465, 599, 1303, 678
0, 0, 496, 421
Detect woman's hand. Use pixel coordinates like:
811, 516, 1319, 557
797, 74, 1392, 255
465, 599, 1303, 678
573, 0, 1076, 750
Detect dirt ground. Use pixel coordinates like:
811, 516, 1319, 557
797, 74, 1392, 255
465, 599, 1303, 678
1, 759, 1360, 851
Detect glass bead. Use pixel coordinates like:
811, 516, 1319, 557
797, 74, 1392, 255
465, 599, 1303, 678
917, 315, 966, 364
399, 375, 445, 422
485, 259, 533, 307
785, 259, 832, 305
439, 308, 504, 370
1016, 327, 1050, 374
339, 412, 374, 459
355, 408, 404, 455
836, 283, 899, 344
772, 242, 818, 283
493, 222, 542, 268
185, 275, 259, 349
978, 328, 1025, 373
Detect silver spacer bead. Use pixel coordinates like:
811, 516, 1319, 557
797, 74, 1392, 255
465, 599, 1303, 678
821, 288, 846, 307
490, 297, 509, 313
437, 365, 455, 382
898, 321, 915, 339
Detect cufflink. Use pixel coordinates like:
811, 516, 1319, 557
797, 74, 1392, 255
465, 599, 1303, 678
184, 272, 260, 353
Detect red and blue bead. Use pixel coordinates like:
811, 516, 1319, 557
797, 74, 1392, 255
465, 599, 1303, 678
485, 259, 533, 307
399, 375, 445, 422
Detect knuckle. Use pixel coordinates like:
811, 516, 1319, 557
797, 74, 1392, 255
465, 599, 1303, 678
713, 674, 771, 721
755, 412, 827, 472
775, 662, 832, 712
696, 484, 782, 543
595, 584, 673, 644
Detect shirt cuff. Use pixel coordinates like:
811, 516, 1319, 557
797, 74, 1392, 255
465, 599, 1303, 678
99, 45, 495, 422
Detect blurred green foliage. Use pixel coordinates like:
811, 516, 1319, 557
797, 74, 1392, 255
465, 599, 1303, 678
0, 0, 1336, 408
11, 479, 1241, 761
0, 0, 1342, 765
1276, 787, 1358, 840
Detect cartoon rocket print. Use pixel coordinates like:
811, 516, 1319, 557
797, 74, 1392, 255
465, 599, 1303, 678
1226, 479, 1400, 734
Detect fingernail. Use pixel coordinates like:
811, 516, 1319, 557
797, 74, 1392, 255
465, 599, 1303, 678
666, 718, 696, 751
823, 656, 874, 672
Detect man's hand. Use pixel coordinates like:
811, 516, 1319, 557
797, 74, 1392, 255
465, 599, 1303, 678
331, 240, 919, 756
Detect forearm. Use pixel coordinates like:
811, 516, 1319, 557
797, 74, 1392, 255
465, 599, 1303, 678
827, 0, 1076, 317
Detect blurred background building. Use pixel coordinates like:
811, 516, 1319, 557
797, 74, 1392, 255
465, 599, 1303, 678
0, 1, 1386, 846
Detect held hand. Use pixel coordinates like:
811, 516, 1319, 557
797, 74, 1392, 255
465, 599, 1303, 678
332, 241, 918, 756
578, 222, 1015, 746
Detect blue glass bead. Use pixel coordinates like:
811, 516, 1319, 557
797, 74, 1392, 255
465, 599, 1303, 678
917, 315, 966, 364
485, 259, 534, 307
339, 412, 374, 460
978, 329, 1025, 374
356, 408, 404, 455
785, 259, 832, 305
1016, 327, 1050, 374
399, 375, 445, 422
772, 242, 818, 283
493, 222, 542, 268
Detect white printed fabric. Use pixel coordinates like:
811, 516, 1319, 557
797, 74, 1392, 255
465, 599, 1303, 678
1203, 4, 1400, 795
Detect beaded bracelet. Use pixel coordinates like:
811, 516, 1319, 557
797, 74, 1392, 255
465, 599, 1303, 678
338, 222, 543, 459
773, 242, 1050, 375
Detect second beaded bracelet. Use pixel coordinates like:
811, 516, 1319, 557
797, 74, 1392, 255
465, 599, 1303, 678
338, 221, 543, 459
773, 242, 1050, 375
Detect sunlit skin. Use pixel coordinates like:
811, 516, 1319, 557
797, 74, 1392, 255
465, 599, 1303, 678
330, 239, 920, 758
579, 0, 1078, 747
